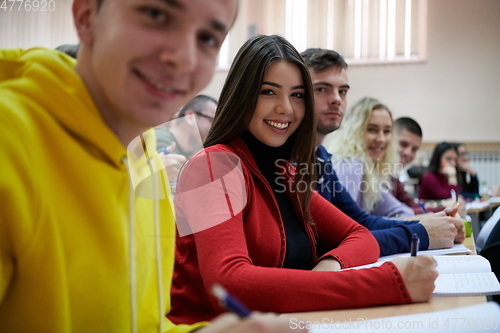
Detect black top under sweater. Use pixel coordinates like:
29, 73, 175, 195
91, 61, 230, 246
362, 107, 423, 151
240, 131, 312, 269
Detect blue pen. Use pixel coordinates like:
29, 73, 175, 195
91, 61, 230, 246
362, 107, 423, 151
418, 201, 427, 214
159, 147, 169, 155
410, 233, 419, 257
212, 283, 251, 318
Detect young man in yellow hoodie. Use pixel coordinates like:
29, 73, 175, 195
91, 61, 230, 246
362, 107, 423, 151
0, 0, 304, 332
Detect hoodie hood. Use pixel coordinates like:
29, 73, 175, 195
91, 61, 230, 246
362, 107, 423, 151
0, 47, 126, 168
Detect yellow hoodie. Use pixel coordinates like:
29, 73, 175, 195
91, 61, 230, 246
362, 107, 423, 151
0, 48, 203, 333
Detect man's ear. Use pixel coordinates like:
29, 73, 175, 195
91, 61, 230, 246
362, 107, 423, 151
73, 0, 98, 46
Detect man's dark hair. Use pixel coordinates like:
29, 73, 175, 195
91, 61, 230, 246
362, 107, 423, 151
178, 95, 218, 118
300, 48, 348, 72
55, 44, 79, 59
395, 117, 423, 138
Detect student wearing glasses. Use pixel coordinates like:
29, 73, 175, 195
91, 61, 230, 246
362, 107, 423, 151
155, 95, 217, 185
156, 94, 217, 157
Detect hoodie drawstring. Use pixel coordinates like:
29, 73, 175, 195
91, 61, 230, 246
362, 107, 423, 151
145, 155, 165, 333
122, 157, 138, 333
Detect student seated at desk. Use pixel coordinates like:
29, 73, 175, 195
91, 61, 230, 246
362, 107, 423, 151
168, 35, 438, 324
323, 97, 414, 218
453, 142, 480, 200
419, 142, 460, 201
301, 49, 463, 256
0, 0, 308, 332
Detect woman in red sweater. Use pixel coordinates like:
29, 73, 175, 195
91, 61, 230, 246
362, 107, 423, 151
419, 142, 460, 200
169, 35, 438, 324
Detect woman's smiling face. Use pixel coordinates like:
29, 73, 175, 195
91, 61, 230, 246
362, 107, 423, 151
364, 108, 393, 163
247, 61, 306, 147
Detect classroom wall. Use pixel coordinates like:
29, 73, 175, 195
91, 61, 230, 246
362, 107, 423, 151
202, 0, 500, 143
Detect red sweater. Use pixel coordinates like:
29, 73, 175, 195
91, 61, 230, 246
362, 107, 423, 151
168, 138, 411, 324
419, 172, 460, 200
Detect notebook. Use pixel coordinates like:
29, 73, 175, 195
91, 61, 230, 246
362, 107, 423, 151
433, 255, 500, 297
343, 255, 500, 297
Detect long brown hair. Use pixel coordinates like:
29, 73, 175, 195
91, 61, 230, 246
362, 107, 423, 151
204, 35, 316, 222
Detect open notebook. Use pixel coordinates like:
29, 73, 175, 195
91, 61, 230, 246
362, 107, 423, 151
343, 255, 500, 297
433, 255, 500, 296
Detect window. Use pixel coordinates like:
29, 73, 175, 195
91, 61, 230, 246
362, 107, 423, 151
217, 0, 427, 68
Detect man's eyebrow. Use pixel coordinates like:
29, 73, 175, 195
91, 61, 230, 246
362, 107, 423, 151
313, 82, 351, 90
159, 0, 229, 34
211, 19, 229, 35
160, 0, 184, 10
313, 81, 332, 87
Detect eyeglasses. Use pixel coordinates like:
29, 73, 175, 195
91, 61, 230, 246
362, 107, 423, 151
193, 111, 214, 121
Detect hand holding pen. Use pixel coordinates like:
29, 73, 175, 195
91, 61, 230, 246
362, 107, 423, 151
212, 283, 251, 318
196, 283, 305, 333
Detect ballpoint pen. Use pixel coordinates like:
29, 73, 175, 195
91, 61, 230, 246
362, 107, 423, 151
418, 201, 427, 214
411, 233, 419, 257
211, 283, 251, 318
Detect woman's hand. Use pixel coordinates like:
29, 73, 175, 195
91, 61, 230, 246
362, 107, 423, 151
391, 255, 438, 303
440, 161, 457, 185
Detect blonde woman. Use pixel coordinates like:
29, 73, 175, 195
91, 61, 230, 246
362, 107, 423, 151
324, 97, 414, 218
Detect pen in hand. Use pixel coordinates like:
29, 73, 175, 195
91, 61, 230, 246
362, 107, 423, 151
418, 201, 427, 214
410, 233, 419, 257
211, 283, 251, 319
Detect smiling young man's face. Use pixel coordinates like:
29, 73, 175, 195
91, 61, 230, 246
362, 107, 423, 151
74, 0, 237, 144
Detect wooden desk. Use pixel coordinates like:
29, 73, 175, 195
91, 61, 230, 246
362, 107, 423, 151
463, 236, 476, 254
281, 296, 486, 322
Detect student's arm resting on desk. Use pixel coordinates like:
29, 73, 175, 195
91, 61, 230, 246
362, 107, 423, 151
371, 225, 429, 256
310, 192, 380, 268
182, 197, 412, 314
172, 150, 413, 317
316, 162, 428, 255
318, 168, 418, 230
